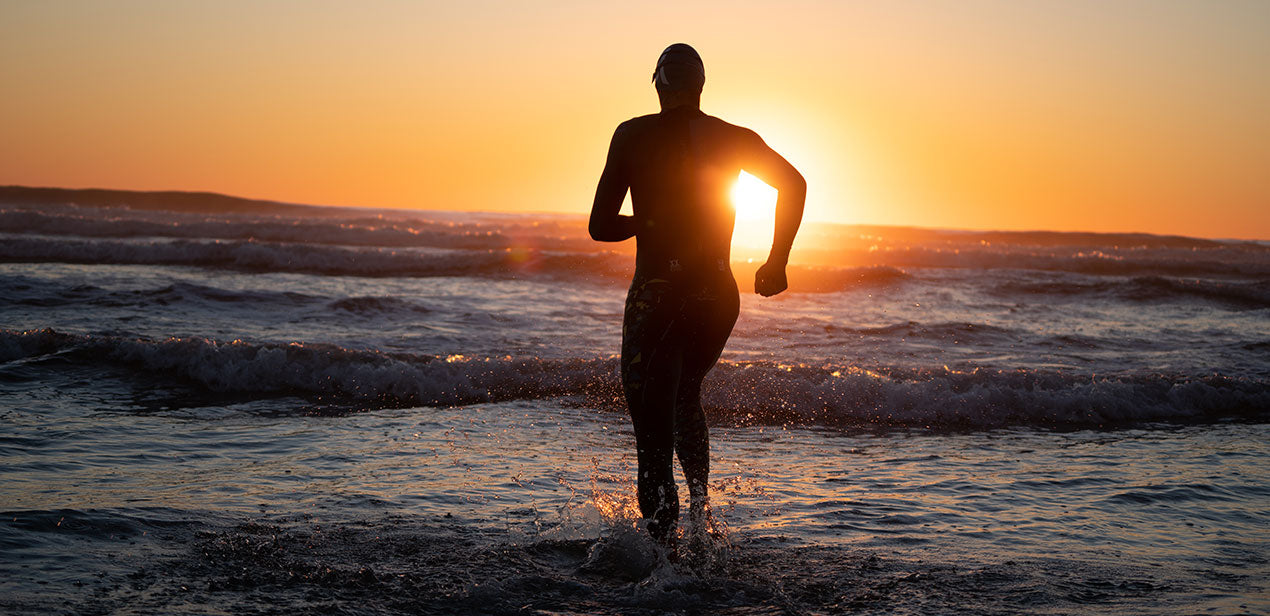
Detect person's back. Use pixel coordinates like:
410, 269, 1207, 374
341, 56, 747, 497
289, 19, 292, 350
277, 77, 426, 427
589, 43, 805, 543
611, 109, 760, 286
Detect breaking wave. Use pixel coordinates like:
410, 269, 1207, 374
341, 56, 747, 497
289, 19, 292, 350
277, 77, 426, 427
5, 204, 1269, 279
0, 237, 922, 292
0, 207, 593, 251
4, 329, 1264, 429
0, 236, 633, 282
328, 296, 432, 315
997, 275, 1270, 310
822, 321, 1017, 343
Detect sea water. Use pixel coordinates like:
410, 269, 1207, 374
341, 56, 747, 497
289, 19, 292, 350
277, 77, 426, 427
1, 201, 1267, 614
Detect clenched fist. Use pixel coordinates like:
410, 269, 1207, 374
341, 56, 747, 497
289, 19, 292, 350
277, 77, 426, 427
754, 260, 788, 297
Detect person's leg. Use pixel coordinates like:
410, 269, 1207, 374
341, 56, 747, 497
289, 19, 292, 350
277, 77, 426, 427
622, 279, 685, 541
673, 287, 740, 522
673, 379, 710, 520
626, 353, 682, 541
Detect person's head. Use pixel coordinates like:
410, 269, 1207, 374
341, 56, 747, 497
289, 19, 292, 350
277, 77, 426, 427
653, 43, 704, 109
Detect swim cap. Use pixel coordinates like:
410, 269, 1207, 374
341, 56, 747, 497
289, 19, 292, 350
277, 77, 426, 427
652, 43, 705, 92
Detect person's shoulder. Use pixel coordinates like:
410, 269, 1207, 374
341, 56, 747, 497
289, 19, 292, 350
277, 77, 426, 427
609, 114, 660, 145
699, 114, 763, 144
700, 113, 742, 130
616, 113, 660, 132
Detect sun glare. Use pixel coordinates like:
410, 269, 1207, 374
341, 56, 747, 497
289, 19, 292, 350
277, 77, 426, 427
730, 171, 778, 250
731, 171, 777, 221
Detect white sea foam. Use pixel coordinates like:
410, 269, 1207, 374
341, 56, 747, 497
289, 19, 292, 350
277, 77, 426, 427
0, 236, 632, 281
0, 207, 592, 251
6, 204, 1269, 278
3, 328, 1264, 429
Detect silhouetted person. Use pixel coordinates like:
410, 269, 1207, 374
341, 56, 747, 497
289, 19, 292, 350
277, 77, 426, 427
589, 43, 806, 542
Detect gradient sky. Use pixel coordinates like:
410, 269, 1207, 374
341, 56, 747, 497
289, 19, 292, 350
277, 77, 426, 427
2, 1, 1267, 238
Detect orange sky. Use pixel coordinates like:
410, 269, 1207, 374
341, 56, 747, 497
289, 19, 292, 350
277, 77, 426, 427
2, 1, 1267, 239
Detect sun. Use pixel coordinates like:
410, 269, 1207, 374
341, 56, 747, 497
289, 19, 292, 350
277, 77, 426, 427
731, 170, 777, 221
730, 170, 778, 250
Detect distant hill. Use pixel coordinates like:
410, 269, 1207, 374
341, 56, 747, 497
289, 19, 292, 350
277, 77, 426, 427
1, 185, 1245, 248
0, 186, 333, 217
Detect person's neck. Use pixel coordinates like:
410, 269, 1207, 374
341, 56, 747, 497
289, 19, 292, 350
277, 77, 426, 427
658, 91, 701, 112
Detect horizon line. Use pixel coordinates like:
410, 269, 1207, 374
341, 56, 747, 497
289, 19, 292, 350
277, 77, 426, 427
2, 183, 1264, 243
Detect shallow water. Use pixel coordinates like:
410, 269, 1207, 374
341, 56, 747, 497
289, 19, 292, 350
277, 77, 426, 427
2, 202, 1268, 614
3, 383, 1267, 614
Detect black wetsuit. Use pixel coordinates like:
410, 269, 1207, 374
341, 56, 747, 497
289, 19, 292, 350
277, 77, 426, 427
593, 106, 777, 539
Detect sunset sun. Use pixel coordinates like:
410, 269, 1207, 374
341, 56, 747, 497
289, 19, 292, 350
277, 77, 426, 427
730, 170, 778, 249
730, 170, 777, 220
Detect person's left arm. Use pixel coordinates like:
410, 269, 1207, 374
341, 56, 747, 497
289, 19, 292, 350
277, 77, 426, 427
737, 128, 806, 296
589, 125, 637, 242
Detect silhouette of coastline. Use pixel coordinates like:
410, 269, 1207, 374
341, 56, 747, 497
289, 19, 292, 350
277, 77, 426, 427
2, 185, 1257, 252
0, 185, 326, 217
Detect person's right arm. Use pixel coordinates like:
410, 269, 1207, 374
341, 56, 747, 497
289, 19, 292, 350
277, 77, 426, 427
589, 125, 637, 242
738, 130, 806, 296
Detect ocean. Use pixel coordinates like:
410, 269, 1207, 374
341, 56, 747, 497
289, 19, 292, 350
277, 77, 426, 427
1, 197, 1267, 614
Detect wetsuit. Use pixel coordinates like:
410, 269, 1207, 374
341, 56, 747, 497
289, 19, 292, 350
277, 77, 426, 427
590, 106, 786, 539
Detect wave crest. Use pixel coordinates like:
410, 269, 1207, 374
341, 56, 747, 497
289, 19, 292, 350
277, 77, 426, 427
998, 276, 1270, 310
4, 329, 1264, 429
